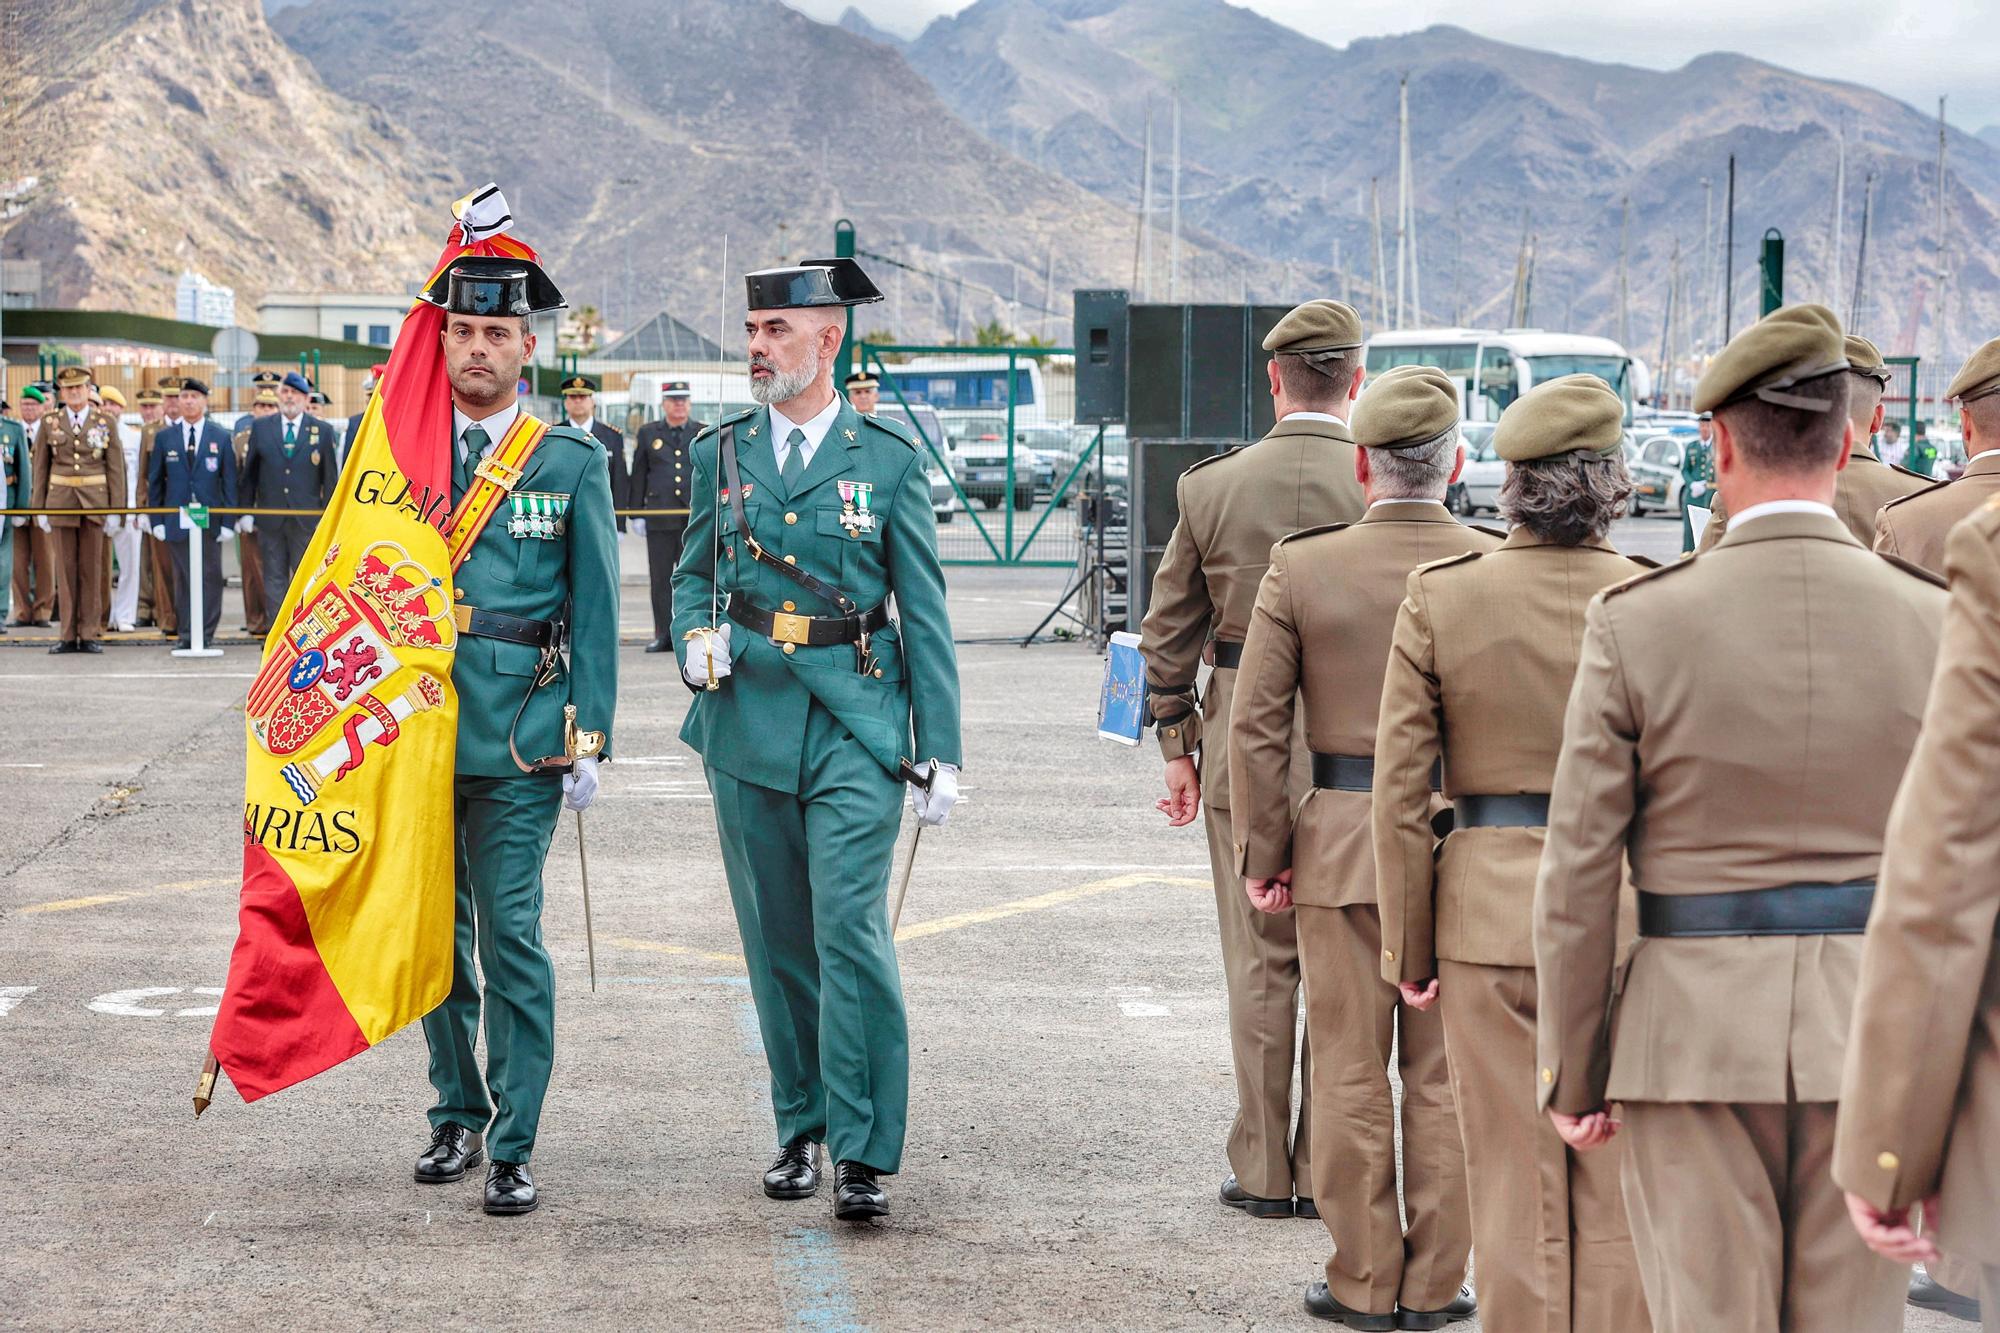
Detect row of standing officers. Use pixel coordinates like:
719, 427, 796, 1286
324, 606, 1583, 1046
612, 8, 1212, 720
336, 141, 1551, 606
1141, 296, 2000, 1331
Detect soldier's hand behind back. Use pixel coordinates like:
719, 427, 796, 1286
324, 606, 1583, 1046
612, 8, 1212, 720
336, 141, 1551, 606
1158, 755, 1201, 826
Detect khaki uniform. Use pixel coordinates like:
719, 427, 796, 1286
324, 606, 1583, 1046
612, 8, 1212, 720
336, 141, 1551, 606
31, 406, 126, 643
1697, 445, 1929, 550
135, 419, 174, 632
1230, 501, 1488, 1314
1534, 511, 1944, 1333
231, 426, 269, 634
1374, 529, 1651, 1333
1872, 451, 2000, 575
1835, 502, 2000, 1309
1139, 414, 1364, 1200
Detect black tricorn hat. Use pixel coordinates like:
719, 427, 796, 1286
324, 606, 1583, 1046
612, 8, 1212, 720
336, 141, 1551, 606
744, 256, 884, 311
419, 255, 567, 317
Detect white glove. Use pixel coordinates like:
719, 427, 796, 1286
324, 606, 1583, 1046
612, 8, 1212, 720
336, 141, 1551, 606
908, 761, 960, 827
151, 524, 168, 541
629, 518, 646, 538
219, 525, 237, 542
35, 515, 50, 532
102, 515, 121, 533
562, 755, 599, 811
9, 516, 23, 528
237, 515, 254, 535
680, 622, 733, 687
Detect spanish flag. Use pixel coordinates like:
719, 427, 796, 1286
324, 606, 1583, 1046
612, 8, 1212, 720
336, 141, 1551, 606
205, 187, 540, 1104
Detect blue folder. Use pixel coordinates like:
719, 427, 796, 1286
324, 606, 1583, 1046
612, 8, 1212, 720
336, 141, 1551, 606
1098, 631, 1149, 745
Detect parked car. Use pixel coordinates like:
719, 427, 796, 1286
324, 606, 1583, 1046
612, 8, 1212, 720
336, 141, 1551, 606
1016, 424, 1079, 498
1446, 423, 1501, 515
956, 426, 1040, 511
1628, 433, 1689, 516
873, 401, 960, 523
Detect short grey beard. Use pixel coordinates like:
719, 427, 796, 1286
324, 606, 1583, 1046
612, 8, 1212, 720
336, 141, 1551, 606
750, 348, 822, 406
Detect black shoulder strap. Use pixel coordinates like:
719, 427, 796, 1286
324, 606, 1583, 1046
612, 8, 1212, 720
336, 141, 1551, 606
719, 421, 860, 614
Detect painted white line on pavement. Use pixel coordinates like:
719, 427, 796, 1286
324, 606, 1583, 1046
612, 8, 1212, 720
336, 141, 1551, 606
0, 762, 46, 767
0, 671, 257, 680
87, 986, 223, 1018
0, 986, 39, 1017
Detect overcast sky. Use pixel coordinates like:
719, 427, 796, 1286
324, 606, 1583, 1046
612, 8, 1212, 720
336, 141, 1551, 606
791, 0, 2000, 134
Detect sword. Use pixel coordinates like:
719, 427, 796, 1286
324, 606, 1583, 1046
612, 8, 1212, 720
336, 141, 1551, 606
565, 704, 605, 991
890, 760, 937, 932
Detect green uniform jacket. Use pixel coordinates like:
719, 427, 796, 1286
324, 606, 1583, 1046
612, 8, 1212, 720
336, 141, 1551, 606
672, 401, 962, 793
0, 418, 28, 513
452, 421, 620, 777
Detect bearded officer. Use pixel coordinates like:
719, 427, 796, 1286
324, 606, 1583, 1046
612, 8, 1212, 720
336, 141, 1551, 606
1533, 305, 1945, 1332
1875, 337, 2000, 577
409, 252, 619, 1217
1696, 333, 1928, 551
241, 371, 339, 623
630, 379, 702, 651
672, 256, 961, 1222
1374, 376, 1652, 1333
1138, 299, 1368, 1219
32, 366, 127, 654
1231, 364, 1482, 1329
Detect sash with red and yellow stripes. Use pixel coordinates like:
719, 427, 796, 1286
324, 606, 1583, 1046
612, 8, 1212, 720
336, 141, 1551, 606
442, 412, 549, 571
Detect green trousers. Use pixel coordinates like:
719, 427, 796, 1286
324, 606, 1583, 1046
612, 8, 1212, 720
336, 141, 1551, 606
422, 771, 562, 1164
706, 699, 909, 1173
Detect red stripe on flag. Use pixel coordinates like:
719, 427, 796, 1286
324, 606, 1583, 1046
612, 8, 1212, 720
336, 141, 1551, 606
209, 843, 370, 1102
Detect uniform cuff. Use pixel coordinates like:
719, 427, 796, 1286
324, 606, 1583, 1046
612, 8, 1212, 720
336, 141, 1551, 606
1156, 710, 1201, 760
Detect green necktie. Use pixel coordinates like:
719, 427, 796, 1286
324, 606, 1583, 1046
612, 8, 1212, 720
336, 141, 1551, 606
781, 427, 806, 494
454, 423, 489, 504
283, 419, 297, 453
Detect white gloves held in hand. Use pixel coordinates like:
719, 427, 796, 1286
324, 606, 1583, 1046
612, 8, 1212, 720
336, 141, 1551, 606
35, 515, 50, 532
680, 623, 734, 687
563, 755, 599, 811
909, 761, 960, 827
236, 515, 255, 535
629, 518, 646, 538
152, 524, 168, 541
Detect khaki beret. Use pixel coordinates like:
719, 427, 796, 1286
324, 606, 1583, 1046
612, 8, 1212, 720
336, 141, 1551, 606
1352, 364, 1459, 451
1844, 334, 1891, 382
135, 388, 163, 406
1493, 374, 1624, 462
1695, 303, 1848, 414
1262, 299, 1363, 355
54, 365, 94, 387
98, 385, 127, 409
1948, 337, 2000, 405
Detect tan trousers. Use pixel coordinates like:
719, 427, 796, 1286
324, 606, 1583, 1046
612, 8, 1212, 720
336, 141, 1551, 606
10, 521, 53, 621
49, 520, 106, 642
1620, 1100, 1904, 1333
238, 530, 268, 633
1931, 1250, 1984, 1302
1983, 1266, 1999, 1332
1298, 902, 1471, 1315
1202, 799, 1311, 1200
146, 534, 177, 633
1438, 960, 1649, 1332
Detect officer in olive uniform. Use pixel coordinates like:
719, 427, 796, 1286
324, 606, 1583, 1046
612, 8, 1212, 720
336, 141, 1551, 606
242, 370, 340, 621
234, 370, 282, 432
409, 254, 619, 1218
559, 375, 628, 532
631, 379, 703, 650
673, 257, 963, 1222
33, 366, 127, 653
0, 400, 28, 633
232, 390, 279, 636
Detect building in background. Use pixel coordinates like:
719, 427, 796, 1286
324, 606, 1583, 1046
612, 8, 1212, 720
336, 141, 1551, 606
175, 271, 235, 327
2, 259, 41, 309
257, 291, 412, 347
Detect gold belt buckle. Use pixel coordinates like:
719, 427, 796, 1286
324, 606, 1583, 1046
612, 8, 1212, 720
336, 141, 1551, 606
769, 611, 812, 645
473, 456, 523, 491
452, 604, 476, 634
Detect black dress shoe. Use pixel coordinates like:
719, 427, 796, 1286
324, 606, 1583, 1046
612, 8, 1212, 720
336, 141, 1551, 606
174, 639, 192, 650
413, 1122, 485, 1183
1304, 1281, 1395, 1330
1396, 1285, 1477, 1331
644, 637, 671, 653
763, 1139, 821, 1199
1220, 1173, 1294, 1218
832, 1161, 887, 1221
484, 1160, 537, 1215
1910, 1273, 1982, 1322
48, 640, 74, 655
1295, 1197, 1320, 1220
80, 640, 102, 653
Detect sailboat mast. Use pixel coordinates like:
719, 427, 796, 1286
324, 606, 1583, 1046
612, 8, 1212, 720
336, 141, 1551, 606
1168, 94, 1182, 303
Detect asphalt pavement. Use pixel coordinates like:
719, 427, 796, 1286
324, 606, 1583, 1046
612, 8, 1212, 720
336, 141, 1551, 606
0, 517, 1958, 1330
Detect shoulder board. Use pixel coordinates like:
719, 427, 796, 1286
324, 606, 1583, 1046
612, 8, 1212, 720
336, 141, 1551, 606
1627, 554, 1662, 569
541, 423, 601, 453
1889, 462, 1936, 482
692, 407, 758, 443
1411, 548, 1486, 578
1876, 551, 1948, 589
1183, 445, 1246, 476
1601, 556, 1697, 599
1274, 521, 1349, 547
863, 413, 917, 448
1469, 523, 1508, 540
1879, 478, 1949, 511
232, 427, 249, 442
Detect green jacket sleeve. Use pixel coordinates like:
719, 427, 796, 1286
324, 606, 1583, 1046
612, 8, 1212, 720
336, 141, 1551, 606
670, 430, 720, 686
567, 442, 620, 757
883, 449, 962, 768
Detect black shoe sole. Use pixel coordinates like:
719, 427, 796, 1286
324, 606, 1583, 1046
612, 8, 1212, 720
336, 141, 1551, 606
413, 1149, 485, 1184
1303, 1301, 1394, 1330
1396, 1313, 1471, 1332
1219, 1187, 1295, 1218
1909, 1294, 1983, 1322
1295, 1199, 1320, 1220
833, 1197, 888, 1221
483, 1194, 539, 1215
763, 1178, 820, 1200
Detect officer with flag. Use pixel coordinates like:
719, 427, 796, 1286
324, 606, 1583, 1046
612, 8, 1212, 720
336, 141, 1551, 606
673, 256, 962, 1222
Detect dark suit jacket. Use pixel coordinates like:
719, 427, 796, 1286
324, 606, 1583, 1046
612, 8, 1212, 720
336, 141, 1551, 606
147, 419, 239, 541
631, 418, 705, 530
243, 413, 339, 511
580, 418, 628, 528
342, 412, 366, 468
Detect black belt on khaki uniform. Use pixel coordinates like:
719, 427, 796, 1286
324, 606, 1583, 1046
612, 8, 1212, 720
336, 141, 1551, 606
453, 604, 558, 649
1455, 793, 1552, 828
1638, 881, 1876, 938
728, 592, 889, 646
1311, 752, 1440, 792
1213, 639, 1244, 669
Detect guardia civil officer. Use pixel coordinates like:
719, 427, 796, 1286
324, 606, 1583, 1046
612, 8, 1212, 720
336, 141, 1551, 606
411, 254, 619, 1217
241, 370, 339, 619
1875, 337, 2000, 575
673, 257, 962, 1222
1374, 376, 1651, 1332
1533, 306, 1944, 1331
630, 379, 703, 651
1230, 365, 1482, 1328
1140, 299, 1369, 1218
33, 366, 127, 653
844, 369, 879, 416
148, 378, 236, 649
559, 375, 628, 531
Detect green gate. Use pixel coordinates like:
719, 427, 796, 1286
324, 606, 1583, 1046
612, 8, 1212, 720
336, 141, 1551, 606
858, 343, 1107, 566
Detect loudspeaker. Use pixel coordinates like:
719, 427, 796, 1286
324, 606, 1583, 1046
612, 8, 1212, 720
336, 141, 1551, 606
1073, 289, 1129, 426
1126, 437, 1236, 628
1125, 303, 1292, 440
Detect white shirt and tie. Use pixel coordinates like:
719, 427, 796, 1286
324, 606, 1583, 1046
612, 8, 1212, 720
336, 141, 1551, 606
455, 400, 521, 467
767, 394, 841, 489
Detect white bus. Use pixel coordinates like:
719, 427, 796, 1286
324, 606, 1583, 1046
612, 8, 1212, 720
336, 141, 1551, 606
875, 355, 1052, 426
1363, 329, 1642, 424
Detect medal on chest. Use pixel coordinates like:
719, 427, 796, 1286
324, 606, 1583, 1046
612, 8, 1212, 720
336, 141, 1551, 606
506, 490, 570, 539
837, 480, 876, 536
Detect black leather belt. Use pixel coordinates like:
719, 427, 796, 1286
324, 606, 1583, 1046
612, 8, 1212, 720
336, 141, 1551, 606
1455, 793, 1552, 828
453, 604, 557, 649
1311, 752, 1440, 792
1638, 881, 1877, 938
1213, 639, 1244, 669
728, 592, 890, 646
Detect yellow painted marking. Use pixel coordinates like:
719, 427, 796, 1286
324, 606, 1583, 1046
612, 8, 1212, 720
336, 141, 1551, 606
20, 877, 233, 915
893, 873, 1209, 943
608, 937, 748, 968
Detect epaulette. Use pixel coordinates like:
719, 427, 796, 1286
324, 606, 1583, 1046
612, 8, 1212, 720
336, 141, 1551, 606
1601, 556, 1696, 599
692, 407, 758, 444
1876, 551, 1948, 589
1274, 521, 1348, 547
542, 422, 601, 453
1411, 548, 1486, 578
1627, 554, 1662, 569
1469, 523, 1508, 540
1889, 462, 1936, 482
863, 413, 918, 449
1183, 445, 1245, 476
1879, 478, 1949, 512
